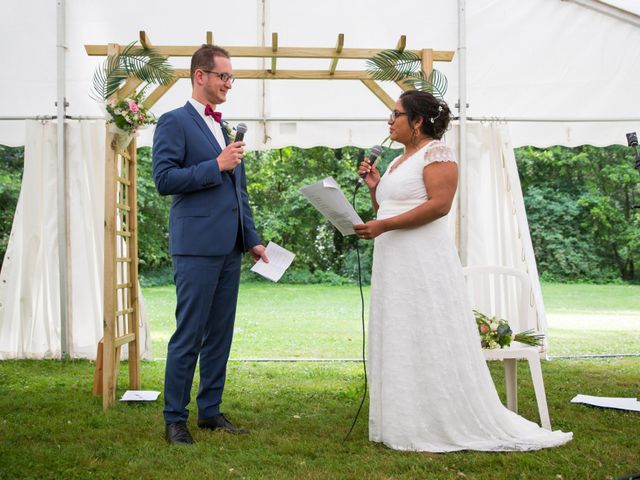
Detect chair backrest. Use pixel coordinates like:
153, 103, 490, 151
462, 265, 537, 334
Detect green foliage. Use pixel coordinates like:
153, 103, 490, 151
244, 146, 379, 282
91, 41, 174, 101
366, 49, 448, 98
516, 145, 640, 282
3, 141, 638, 285
0, 146, 24, 269
136, 147, 171, 271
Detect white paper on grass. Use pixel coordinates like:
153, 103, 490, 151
120, 390, 161, 402
571, 394, 640, 412
250, 242, 295, 282
299, 176, 363, 236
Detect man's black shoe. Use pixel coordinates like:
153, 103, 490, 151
165, 421, 195, 445
198, 413, 249, 434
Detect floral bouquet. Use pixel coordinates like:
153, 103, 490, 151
90, 41, 174, 152
474, 310, 544, 349
105, 91, 155, 136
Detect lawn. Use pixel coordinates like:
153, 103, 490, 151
1, 282, 639, 479
144, 282, 640, 359
0, 358, 638, 479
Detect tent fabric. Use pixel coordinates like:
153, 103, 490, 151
450, 123, 547, 347
0, 0, 637, 359
1, 0, 639, 148
0, 120, 151, 359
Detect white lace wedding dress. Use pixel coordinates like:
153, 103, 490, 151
367, 140, 572, 452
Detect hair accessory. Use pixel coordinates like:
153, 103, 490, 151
429, 105, 444, 124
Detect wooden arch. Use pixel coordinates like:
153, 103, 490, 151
86, 31, 455, 409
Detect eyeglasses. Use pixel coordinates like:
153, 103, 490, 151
389, 110, 407, 122
201, 70, 235, 84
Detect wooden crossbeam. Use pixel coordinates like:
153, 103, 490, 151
116, 78, 144, 101
360, 79, 395, 110
114, 333, 136, 348
168, 68, 411, 80
421, 48, 434, 79
395, 80, 413, 92
143, 77, 178, 109
271, 33, 278, 73
328, 33, 344, 75
86, 44, 455, 62
139, 30, 152, 49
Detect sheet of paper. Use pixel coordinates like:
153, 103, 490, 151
571, 394, 640, 412
250, 242, 295, 282
120, 390, 161, 402
300, 176, 363, 236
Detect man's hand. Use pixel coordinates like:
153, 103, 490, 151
217, 141, 245, 171
353, 220, 386, 240
249, 244, 269, 263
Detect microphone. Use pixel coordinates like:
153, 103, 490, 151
234, 122, 248, 143
356, 145, 383, 190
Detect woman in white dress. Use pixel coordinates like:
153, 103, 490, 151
353, 91, 572, 452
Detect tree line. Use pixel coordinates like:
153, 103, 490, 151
0, 143, 638, 283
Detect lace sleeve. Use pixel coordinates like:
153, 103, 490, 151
424, 144, 457, 166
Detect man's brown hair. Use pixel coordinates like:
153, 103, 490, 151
190, 44, 230, 85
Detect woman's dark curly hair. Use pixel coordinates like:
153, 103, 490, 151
399, 90, 452, 140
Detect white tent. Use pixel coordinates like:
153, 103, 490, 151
0, 0, 639, 359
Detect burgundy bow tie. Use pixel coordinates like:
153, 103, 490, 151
204, 104, 222, 123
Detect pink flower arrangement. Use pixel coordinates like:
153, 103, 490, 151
105, 91, 155, 134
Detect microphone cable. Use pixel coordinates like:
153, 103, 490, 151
343, 184, 368, 443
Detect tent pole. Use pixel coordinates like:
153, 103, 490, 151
457, 0, 468, 266
56, 0, 70, 358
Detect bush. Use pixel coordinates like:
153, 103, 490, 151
0, 146, 24, 269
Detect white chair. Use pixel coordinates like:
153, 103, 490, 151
463, 265, 552, 430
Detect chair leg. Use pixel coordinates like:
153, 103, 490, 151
504, 359, 518, 413
527, 355, 552, 430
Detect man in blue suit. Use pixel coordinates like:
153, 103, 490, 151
153, 44, 267, 445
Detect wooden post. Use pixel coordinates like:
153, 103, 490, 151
421, 48, 434, 79
86, 35, 456, 409
102, 126, 118, 409
270, 32, 278, 73
92, 339, 104, 395
328, 33, 344, 75
127, 137, 141, 389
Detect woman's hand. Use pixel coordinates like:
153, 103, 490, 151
353, 220, 386, 240
358, 159, 381, 189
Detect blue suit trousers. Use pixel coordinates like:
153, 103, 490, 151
163, 251, 242, 424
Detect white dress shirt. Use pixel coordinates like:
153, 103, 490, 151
188, 98, 227, 149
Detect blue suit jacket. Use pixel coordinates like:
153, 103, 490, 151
152, 102, 261, 256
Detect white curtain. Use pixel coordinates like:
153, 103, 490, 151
0, 120, 151, 359
450, 123, 548, 346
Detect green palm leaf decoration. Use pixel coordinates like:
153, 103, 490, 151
366, 50, 422, 82
91, 42, 174, 101
366, 49, 448, 99
403, 70, 448, 99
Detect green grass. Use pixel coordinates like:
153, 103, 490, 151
541, 283, 640, 313
1, 282, 639, 479
145, 283, 369, 359
145, 282, 640, 359
0, 358, 639, 479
